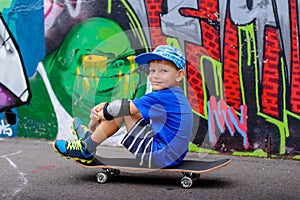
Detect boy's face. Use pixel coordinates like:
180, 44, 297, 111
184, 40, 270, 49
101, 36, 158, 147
148, 60, 185, 90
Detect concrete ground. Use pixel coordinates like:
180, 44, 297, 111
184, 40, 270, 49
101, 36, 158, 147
1, 138, 300, 200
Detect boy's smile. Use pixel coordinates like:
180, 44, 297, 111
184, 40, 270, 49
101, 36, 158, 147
148, 60, 184, 91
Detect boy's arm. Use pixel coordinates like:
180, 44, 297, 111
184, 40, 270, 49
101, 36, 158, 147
97, 99, 140, 120
129, 101, 140, 115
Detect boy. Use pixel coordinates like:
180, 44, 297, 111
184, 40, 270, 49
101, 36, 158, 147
53, 45, 193, 168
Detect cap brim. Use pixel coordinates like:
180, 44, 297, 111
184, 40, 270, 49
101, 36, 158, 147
134, 52, 170, 67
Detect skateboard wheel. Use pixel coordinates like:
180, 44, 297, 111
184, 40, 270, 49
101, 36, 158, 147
180, 176, 193, 189
96, 172, 108, 184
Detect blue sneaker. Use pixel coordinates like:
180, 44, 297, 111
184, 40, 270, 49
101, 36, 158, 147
71, 118, 91, 140
53, 139, 95, 163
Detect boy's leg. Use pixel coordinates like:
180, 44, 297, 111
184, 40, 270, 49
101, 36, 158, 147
121, 113, 155, 168
53, 118, 124, 163
53, 114, 142, 163
88, 113, 142, 144
72, 113, 141, 142
83, 117, 125, 154
89, 117, 124, 144
84, 113, 143, 154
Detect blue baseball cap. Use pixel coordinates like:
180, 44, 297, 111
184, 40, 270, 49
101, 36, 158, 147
135, 45, 186, 70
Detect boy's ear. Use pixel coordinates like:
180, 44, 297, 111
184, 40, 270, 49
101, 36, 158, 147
176, 69, 185, 82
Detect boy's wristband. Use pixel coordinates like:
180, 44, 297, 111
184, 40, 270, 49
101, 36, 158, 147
103, 99, 131, 120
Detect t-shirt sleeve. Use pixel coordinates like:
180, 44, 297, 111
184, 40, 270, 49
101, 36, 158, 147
132, 93, 162, 121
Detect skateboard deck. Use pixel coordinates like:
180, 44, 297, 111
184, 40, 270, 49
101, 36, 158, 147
76, 156, 231, 188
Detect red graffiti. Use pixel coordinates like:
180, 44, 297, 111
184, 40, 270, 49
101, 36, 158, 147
261, 27, 281, 118
290, 0, 300, 114
208, 96, 249, 148
222, 11, 242, 111
145, 0, 166, 48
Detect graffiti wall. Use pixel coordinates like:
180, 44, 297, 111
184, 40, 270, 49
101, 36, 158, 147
0, 0, 300, 159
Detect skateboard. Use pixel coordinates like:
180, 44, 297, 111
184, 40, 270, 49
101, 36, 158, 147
76, 156, 231, 189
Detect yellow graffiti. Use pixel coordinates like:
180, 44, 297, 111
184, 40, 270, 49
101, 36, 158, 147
76, 55, 107, 95
127, 55, 136, 96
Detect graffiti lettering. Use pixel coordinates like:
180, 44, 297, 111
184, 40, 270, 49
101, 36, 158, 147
2, 0, 300, 156
160, 0, 202, 46
208, 96, 249, 149
0, 119, 12, 137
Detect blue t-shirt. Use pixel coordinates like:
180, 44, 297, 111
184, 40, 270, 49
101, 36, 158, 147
132, 86, 193, 168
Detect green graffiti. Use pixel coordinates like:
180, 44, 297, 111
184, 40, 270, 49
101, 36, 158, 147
238, 25, 255, 105
255, 54, 288, 155
232, 149, 269, 158
196, 56, 223, 119
107, 0, 112, 14
121, 0, 148, 51
242, 23, 256, 67
0, 0, 12, 12
17, 1, 149, 139
43, 17, 147, 124
239, 24, 289, 155
19, 17, 148, 139
259, 57, 289, 154
166, 37, 181, 49
195, 23, 292, 154
188, 143, 219, 154
17, 72, 58, 139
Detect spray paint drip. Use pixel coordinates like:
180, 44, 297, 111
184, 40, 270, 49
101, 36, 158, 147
76, 55, 107, 95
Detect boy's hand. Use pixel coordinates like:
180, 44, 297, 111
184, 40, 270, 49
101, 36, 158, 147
88, 102, 106, 131
94, 102, 106, 119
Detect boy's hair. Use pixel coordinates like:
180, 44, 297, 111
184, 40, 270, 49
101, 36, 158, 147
134, 45, 185, 70
149, 60, 178, 70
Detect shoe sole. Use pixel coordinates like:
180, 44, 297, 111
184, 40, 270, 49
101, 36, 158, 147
52, 141, 95, 164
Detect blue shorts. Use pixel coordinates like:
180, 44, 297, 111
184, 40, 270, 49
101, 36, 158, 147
121, 118, 155, 168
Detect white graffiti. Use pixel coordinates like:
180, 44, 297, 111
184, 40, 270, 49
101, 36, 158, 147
64, 0, 83, 18
44, 0, 84, 32
230, 0, 290, 82
0, 119, 13, 137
